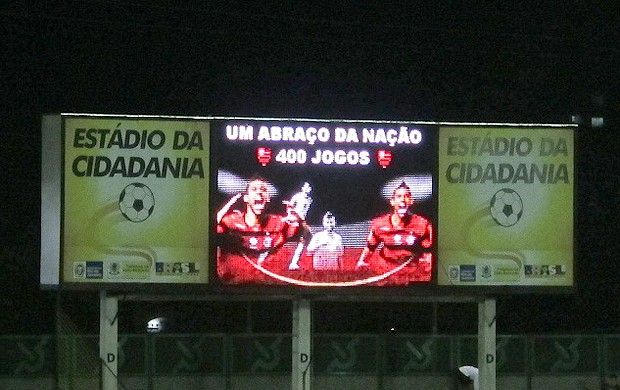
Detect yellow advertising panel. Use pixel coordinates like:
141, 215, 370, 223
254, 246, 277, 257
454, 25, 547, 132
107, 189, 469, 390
438, 126, 574, 286
62, 117, 210, 284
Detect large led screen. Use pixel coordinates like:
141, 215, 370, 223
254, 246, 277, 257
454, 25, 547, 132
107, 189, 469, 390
211, 120, 438, 286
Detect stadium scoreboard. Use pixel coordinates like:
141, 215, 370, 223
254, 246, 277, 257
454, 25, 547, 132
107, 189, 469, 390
41, 114, 575, 294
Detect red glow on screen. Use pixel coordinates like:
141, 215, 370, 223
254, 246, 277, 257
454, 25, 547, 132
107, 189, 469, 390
217, 243, 433, 287
214, 121, 436, 288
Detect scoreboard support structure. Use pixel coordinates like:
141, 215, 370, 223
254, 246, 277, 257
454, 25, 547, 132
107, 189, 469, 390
100, 290, 119, 390
292, 299, 312, 390
40, 115, 574, 390
97, 295, 497, 390
479, 298, 497, 389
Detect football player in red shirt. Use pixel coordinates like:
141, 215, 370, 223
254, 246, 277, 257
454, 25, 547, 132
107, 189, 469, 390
355, 182, 433, 282
216, 178, 302, 283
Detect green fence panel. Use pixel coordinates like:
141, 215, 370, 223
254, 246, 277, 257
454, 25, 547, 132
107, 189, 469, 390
495, 335, 528, 374
71, 335, 100, 377
153, 334, 225, 375
5, 333, 620, 380
0, 336, 55, 377
533, 335, 600, 374
456, 335, 528, 374
314, 335, 378, 374
457, 335, 478, 368
384, 335, 452, 374
117, 334, 147, 375
604, 336, 620, 373
231, 334, 291, 374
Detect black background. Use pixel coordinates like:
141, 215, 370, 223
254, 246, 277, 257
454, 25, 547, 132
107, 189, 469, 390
2, 1, 619, 335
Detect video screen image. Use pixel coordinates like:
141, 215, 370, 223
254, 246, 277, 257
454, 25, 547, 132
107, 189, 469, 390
212, 121, 437, 287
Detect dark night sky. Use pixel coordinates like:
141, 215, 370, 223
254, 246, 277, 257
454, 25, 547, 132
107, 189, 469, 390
2, 1, 620, 334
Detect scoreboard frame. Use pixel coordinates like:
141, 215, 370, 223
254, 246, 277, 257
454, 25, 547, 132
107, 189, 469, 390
41, 114, 576, 296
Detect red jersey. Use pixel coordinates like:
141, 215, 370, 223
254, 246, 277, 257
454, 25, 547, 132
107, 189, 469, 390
216, 210, 301, 284
217, 210, 299, 255
366, 213, 433, 263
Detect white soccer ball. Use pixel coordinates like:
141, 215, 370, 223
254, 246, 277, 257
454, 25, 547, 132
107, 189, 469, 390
119, 183, 155, 222
490, 188, 523, 227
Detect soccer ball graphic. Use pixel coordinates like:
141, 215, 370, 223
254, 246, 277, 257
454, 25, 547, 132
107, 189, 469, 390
119, 183, 155, 222
490, 188, 523, 227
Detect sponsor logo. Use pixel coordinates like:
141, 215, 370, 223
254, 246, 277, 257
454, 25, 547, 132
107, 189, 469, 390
524, 264, 567, 277
73, 262, 86, 278
155, 262, 200, 275
108, 262, 121, 275
459, 265, 476, 282
85, 262, 104, 279
448, 265, 460, 281
481, 264, 493, 279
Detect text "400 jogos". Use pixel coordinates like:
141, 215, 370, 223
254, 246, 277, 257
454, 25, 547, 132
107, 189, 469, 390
276, 149, 371, 165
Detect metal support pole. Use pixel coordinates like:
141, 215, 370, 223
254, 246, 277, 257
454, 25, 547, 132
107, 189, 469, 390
100, 290, 118, 390
478, 298, 496, 390
292, 299, 312, 390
